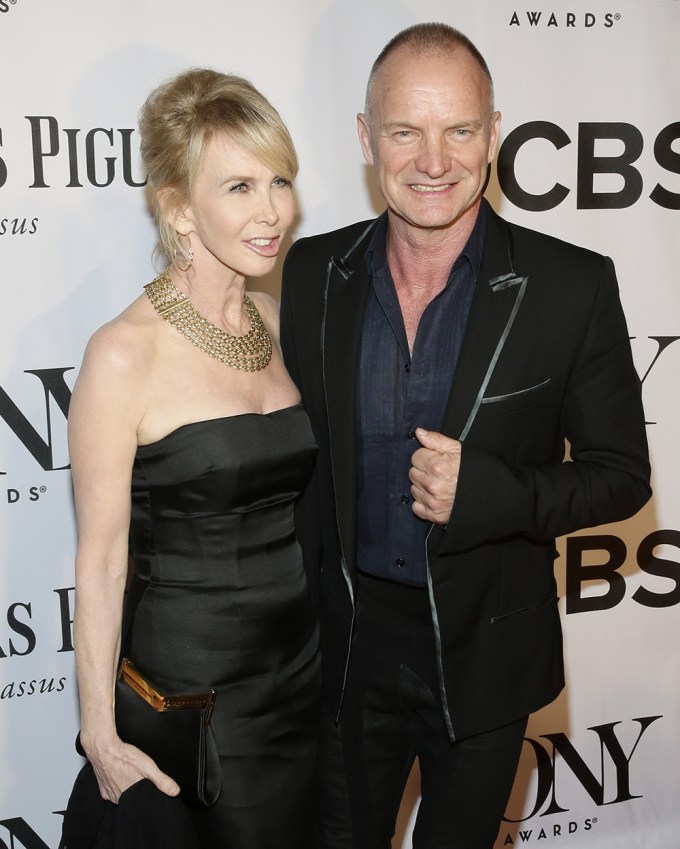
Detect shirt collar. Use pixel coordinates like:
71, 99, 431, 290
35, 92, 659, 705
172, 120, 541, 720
365, 199, 489, 283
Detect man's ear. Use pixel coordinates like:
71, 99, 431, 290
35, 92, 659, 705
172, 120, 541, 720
357, 114, 375, 166
487, 111, 502, 163
157, 187, 193, 235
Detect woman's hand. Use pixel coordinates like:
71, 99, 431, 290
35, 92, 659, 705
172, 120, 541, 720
84, 733, 180, 804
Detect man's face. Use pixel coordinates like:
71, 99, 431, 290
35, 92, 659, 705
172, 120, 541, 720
358, 46, 500, 239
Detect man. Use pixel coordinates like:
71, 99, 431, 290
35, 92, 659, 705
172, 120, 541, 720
280, 22, 651, 849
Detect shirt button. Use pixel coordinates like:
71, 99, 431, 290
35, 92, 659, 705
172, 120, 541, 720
400, 494, 410, 504
395, 558, 405, 568
407, 429, 416, 440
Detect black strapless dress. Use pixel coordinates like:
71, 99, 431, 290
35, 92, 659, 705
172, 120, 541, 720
124, 404, 320, 848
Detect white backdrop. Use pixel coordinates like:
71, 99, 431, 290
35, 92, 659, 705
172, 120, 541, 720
0, 1, 678, 847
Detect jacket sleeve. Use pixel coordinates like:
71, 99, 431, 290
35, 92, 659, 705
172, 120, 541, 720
440, 256, 651, 555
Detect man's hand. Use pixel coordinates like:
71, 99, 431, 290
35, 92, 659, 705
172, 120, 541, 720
409, 428, 462, 526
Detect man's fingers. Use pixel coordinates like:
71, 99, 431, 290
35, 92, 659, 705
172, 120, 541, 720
415, 428, 461, 454
410, 431, 461, 527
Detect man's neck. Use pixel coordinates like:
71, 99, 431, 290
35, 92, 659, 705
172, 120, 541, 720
384, 201, 481, 353
385, 201, 480, 297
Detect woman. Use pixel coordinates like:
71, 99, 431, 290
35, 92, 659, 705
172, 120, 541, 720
68, 68, 319, 847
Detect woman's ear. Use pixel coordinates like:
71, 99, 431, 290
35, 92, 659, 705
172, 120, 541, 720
157, 187, 193, 235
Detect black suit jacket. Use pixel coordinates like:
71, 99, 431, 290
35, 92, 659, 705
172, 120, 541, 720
280, 202, 651, 740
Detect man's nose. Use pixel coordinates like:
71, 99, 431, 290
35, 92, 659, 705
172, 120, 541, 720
414, 139, 451, 178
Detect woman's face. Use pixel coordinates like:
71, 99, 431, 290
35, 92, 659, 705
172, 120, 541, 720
180, 133, 295, 279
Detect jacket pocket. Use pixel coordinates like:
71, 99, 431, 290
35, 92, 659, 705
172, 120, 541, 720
480, 378, 551, 414
490, 593, 558, 624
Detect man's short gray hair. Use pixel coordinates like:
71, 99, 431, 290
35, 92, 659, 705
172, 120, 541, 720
364, 22, 495, 123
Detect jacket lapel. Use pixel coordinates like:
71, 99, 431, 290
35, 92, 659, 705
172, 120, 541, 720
322, 220, 379, 573
442, 207, 529, 440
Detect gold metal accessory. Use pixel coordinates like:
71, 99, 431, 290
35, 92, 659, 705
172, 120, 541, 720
173, 234, 194, 272
144, 271, 272, 372
118, 657, 216, 724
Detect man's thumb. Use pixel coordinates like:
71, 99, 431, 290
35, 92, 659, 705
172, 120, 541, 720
415, 428, 458, 452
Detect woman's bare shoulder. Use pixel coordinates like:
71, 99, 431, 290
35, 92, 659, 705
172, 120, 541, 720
82, 293, 159, 376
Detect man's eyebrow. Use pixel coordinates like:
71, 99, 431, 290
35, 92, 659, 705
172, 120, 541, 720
381, 121, 419, 131
381, 118, 485, 131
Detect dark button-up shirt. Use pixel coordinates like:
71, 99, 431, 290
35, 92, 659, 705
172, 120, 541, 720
356, 204, 487, 586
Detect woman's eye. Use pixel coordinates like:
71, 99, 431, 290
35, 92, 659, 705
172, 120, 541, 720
273, 177, 292, 188
229, 182, 249, 193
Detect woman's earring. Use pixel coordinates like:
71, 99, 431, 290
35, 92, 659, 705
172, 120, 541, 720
174, 237, 194, 272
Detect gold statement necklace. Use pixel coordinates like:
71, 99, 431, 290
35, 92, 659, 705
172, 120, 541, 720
144, 271, 272, 372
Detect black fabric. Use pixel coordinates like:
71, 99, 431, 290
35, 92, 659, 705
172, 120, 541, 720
59, 763, 199, 849
280, 203, 651, 740
114, 665, 220, 808
315, 607, 527, 849
356, 570, 431, 622
121, 405, 320, 847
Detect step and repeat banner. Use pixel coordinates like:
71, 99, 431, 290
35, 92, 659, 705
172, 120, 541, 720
0, 1, 678, 847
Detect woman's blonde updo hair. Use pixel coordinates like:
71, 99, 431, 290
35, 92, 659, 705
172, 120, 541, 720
139, 68, 299, 266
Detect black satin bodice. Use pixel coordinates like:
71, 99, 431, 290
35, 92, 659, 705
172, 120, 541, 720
122, 404, 320, 847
